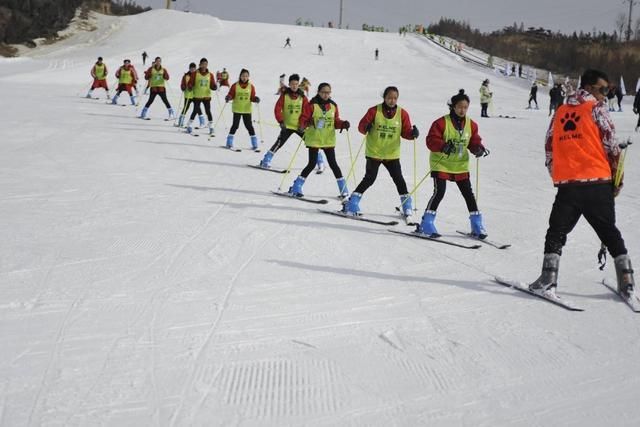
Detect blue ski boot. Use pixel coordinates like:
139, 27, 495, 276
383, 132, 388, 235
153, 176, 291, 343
177, 115, 185, 127
208, 122, 214, 136
250, 135, 259, 150
400, 194, 413, 218
336, 177, 349, 198
130, 95, 137, 106
226, 134, 234, 148
86, 90, 93, 99
139, 107, 149, 119
469, 211, 487, 239
198, 114, 206, 128
111, 95, 119, 105
342, 192, 362, 216
186, 120, 193, 134
260, 151, 274, 168
168, 107, 175, 119
288, 176, 305, 197
416, 210, 439, 237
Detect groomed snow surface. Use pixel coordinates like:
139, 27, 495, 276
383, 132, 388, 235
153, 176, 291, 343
1, 9, 639, 426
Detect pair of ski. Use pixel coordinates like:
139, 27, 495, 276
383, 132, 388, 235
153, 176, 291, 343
494, 277, 640, 312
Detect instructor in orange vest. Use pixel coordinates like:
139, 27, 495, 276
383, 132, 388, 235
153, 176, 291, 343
528, 69, 635, 298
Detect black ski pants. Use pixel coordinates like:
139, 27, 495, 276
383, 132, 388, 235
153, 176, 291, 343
269, 128, 304, 153
480, 103, 489, 117
180, 98, 193, 116
354, 157, 408, 195
144, 90, 171, 109
528, 94, 538, 108
425, 176, 478, 212
190, 99, 212, 121
301, 147, 343, 178
229, 113, 255, 136
544, 183, 627, 257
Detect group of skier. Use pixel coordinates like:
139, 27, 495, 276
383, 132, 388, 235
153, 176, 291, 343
84, 58, 636, 305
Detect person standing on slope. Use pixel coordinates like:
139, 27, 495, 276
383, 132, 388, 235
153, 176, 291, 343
633, 89, 640, 132
140, 57, 174, 120
185, 58, 217, 135
528, 69, 635, 299
111, 59, 138, 106
86, 56, 110, 99
224, 68, 261, 150
287, 82, 351, 198
177, 62, 197, 128
527, 82, 539, 109
341, 86, 419, 221
259, 74, 309, 168
479, 79, 492, 117
142, 51, 148, 66
219, 68, 230, 87
417, 89, 490, 238
284, 37, 292, 48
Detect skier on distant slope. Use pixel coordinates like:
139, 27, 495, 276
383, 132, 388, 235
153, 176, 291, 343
86, 57, 110, 99
527, 82, 538, 109
287, 82, 351, 198
341, 86, 419, 222
111, 59, 138, 106
224, 68, 260, 151
479, 79, 491, 117
634, 90, 640, 132
185, 58, 217, 135
139, 57, 174, 120
417, 89, 490, 238
177, 62, 197, 128
527, 68, 635, 299
258, 74, 309, 168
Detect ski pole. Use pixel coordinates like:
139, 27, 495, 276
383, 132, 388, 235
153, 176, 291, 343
253, 119, 280, 128
256, 104, 265, 144
413, 137, 418, 211
345, 131, 357, 187
400, 154, 448, 208
343, 135, 367, 187
211, 101, 228, 132
214, 91, 228, 129
475, 157, 480, 204
277, 136, 305, 191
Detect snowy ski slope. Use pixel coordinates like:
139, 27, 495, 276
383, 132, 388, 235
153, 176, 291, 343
1, 9, 639, 426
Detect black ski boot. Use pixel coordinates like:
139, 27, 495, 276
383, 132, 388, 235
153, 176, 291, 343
614, 254, 635, 296
529, 253, 560, 295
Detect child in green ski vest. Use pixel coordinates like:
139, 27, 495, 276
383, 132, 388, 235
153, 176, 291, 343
224, 69, 261, 150
418, 89, 490, 238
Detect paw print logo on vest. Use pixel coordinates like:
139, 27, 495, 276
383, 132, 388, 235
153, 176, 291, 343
560, 112, 580, 132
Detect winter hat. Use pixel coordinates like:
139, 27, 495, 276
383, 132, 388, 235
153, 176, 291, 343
189, 62, 196, 68
97, 56, 103, 61
289, 73, 300, 82
450, 89, 470, 107
482, 79, 489, 85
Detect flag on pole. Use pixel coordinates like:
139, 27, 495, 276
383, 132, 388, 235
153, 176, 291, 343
548, 71, 554, 87
619, 76, 627, 95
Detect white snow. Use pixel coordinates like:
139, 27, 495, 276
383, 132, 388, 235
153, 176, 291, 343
1, 9, 639, 426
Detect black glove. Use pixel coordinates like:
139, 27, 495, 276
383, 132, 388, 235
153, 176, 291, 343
475, 147, 490, 158
633, 108, 638, 114
224, 96, 231, 103
298, 127, 306, 134
442, 141, 456, 155
341, 121, 350, 130
411, 125, 419, 139
253, 96, 260, 103
279, 122, 286, 130
365, 122, 373, 133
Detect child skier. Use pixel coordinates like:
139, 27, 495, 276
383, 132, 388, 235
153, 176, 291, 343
219, 68, 230, 87
186, 58, 217, 135
479, 79, 492, 117
287, 82, 351, 198
259, 74, 309, 168
177, 62, 197, 128
224, 69, 261, 150
341, 86, 419, 220
139, 57, 174, 120
86, 57, 110, 99
417, 89, 490, 238
111, 59, 138, 106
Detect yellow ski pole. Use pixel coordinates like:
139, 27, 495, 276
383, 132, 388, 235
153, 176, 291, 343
400, 154, 448, 209
214, 91, 228, 129
343, 135, 367, 186
278, 136, 305, 191
210, 102, 228, 135
345, 131, 357, 187
475, 157, 480, 204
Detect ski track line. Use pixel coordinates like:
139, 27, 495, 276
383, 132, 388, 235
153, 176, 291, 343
26, 294, 83, 427
170, 222, 290, 426
163, 197, 229, 277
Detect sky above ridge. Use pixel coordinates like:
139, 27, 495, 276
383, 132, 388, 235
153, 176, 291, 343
135, 0, 631, 34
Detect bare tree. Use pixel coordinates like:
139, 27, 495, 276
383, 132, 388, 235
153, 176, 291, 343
616, 12, 627, 41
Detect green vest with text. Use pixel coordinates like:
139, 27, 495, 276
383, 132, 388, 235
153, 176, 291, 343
232, 83, 252, 114
150, 67, 166, 88
94, 63, 106, 80
283, 94, 303, 130
430, 115, 472, 174
193, 72, 212, 99
118, 67, 133, 84
304, 103, 336, 148
183, 73, 194, 100
366, 105, 402, 160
